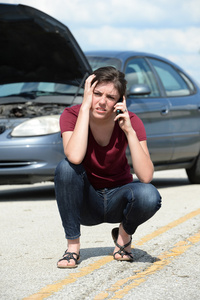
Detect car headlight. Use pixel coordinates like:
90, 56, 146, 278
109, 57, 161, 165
11, 115, 60, 137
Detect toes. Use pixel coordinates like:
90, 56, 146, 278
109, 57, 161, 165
57, 259, 76, 268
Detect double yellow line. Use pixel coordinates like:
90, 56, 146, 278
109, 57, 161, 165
95, 231, 200, 299
23, 208, 200, 300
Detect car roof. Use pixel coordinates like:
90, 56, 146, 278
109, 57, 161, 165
85, 50, 200, 90
0, 4, 92, 86
85, 50, 179, 69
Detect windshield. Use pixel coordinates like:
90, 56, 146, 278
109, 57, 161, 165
0, 57, 121, 99
86, 56, 122, 71
0, 82, 84, 98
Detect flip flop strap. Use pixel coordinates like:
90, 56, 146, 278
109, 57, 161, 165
113, 249, 133, 258
115, 237, 132, 250
58, 251, 79, 263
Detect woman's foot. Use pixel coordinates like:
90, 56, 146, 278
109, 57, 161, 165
57, 238, 80, 268
112, 224, 133, 261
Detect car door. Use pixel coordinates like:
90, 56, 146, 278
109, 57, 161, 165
124, 57, 173, 167
148, 58, 200, 163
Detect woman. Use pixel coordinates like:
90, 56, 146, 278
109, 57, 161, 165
55, 66, 161, 268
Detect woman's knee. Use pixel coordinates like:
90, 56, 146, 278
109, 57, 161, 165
55, 158, 85, 184
55, 158, 75, 183
55, 158, 70, 179
143, 183, 161, 211
132, 182, 161, 210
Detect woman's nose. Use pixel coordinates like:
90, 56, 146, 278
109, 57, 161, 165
99, 96, 106, 104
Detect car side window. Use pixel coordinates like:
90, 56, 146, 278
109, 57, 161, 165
125, 58, 160, 97
179, 71, 196, 93
149, 58, 192, 97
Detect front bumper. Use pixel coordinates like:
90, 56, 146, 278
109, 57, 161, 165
0, 131, 65, 184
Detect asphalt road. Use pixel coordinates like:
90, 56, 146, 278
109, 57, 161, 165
0, 169, 200, 300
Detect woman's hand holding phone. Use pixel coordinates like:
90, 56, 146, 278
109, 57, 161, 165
116, 97, 124, 115
114, 96, 132, 134
114, 96, 127, 116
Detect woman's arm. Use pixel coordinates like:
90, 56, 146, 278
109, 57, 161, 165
62, 105, 90, 164
125, 131, 154, 183
62, 74, 97, 164
114, 98, 154, 183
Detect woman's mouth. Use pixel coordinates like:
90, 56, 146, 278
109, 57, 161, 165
96, 107, 106, 113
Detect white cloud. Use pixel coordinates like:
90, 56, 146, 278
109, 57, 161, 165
182, 0, 200, 23
73, 26, 200, 54
2, 0, 200, 27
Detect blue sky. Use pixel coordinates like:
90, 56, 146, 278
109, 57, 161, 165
2, 0, 200, 83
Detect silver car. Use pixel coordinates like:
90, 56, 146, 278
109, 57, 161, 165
85, 51, 200, 184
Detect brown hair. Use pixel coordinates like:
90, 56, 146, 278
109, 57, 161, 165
91, 66, 127, 99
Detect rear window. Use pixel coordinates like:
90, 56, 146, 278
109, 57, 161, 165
86, 56, 121, 71
149, 58, 192, 97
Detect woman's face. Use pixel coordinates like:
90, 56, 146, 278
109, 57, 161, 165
91, 81, 120, 120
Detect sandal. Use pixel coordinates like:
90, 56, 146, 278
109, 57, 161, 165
57, 250, 80, 268
112, 227, 133, 262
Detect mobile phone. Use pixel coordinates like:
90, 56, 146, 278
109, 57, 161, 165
116, 97, 123, 115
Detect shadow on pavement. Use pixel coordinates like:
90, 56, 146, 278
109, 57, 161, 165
80, 246, 159, 264
0, 176, 191, 202
0, 183, 55, 202
152, 177, 190, 188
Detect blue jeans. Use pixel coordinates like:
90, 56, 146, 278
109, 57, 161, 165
54, 158, 161, 240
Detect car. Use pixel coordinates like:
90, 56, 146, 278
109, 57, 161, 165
0, 3, 92, 184
85, 51, 200, 184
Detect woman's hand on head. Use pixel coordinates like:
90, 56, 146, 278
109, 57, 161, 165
82, 74, 98, 110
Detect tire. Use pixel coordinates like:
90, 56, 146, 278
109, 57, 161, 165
186, 154, 200, 184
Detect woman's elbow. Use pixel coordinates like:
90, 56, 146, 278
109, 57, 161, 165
64, 152, 83, 165
136, 167, 154, 183
140, 174, 153, 184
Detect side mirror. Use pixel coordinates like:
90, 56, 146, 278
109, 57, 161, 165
127, 84, 151, 96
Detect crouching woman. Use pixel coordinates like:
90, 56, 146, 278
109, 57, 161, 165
54, 66, 161, 268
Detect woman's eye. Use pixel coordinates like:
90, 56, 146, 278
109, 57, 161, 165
108, 96, 115, 101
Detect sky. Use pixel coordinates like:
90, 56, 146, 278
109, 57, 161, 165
2, 0, 200, 83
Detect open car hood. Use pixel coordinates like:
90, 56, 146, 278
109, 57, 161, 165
0, 4, 92, 86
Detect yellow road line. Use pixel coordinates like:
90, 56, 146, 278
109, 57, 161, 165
23, 208, 200, 300
135, 208, 200, 246
23, 256, 113, 300
94, 230, 200, 300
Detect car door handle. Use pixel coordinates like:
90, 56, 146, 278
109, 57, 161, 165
160, 106, 169, 115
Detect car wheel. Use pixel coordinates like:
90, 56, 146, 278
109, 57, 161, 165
186, 154, 200, 184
